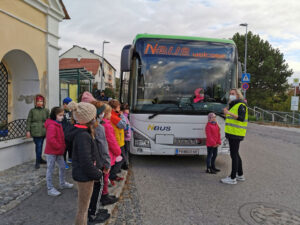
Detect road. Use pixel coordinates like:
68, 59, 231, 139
111, 123, 300, 225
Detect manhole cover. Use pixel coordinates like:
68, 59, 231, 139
239, 202, 300, 225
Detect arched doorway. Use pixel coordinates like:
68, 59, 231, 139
0, 50, 40, 141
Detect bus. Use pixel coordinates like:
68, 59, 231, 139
119, 34, 241, 155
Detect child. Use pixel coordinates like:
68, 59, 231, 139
26, 94, 49, 169
44, 107, 73, 196
120, 103, 131, 170
101, 104, 122, 188
67, 101, 103, 225
108, 99, 127, 180
62, 97, 73, 168
205, 112, 221, 174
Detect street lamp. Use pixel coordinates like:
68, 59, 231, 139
101, 40, 110, 91
240, 23, 248, 98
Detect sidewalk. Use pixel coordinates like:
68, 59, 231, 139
0, 160, 127, 225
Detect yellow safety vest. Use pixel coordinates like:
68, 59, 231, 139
225, 102, 248, 137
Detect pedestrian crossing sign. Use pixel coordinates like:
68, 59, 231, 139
242, 73, 250, 83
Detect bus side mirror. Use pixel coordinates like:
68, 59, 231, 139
120, 44, 133, 72
238, 61, 242, 80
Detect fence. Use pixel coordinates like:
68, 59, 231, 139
0, 119, 27, 142
248, 106, 300, 125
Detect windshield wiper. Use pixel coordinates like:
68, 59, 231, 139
195, 109, 225, 119
148, 104, 182, 119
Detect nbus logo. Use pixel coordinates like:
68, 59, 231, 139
147, 124, 171, 131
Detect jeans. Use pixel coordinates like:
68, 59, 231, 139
229, 138, 243, 179
46, 154, 66, 190
33, 137, 45, 163
206, 147, 218, 169
124, 141, 130, 166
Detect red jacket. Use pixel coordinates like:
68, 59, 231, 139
205, 122, 221, 147
44, 119, 66, 155
102, 118, 121, 166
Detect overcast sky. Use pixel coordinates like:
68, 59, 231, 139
59, 0, 300, 82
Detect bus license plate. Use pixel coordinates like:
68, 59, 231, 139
176, 148, 199, 155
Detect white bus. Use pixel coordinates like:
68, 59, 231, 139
120, 34, 241, 155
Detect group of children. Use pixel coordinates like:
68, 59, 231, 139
26, 92, 132, 225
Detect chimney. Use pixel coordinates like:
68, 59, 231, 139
90, 50, 94, 53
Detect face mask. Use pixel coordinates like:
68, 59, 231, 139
98, 113, 105, 120
56, 115, 64, 122
210, 121, 216, 124
229, 95, 237, 101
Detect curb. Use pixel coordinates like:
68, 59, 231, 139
100, 169, 129, 225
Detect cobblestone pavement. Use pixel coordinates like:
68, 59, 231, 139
106, 169, 143, 225
0, 159, 127, 225
0, 160, 48, 215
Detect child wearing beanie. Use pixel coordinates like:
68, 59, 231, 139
67, 101, 103, 225
62, 97, 73, 167
205, 112, 221, 174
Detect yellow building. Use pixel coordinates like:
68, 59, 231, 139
0, 0, 69, 171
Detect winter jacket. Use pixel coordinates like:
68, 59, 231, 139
102, 118, 121, 166
95, 122, 111, 169
44, 119, 66, 155
205, 122, 221, 147
26, 94, 49, 137
123, 113, 132, 141
62, 110, 72, 131
110, 111, 126, 147
225, 99, 247, 141
65, 124, 102, 182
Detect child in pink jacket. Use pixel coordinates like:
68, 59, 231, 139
45, 107, 73, 196
205, 112, 221, 174
102, 105, 122, 188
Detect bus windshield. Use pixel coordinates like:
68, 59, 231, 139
131, 38, 237, 115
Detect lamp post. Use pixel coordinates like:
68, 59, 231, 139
240, 23, 248, 98
101, 40, 110, 91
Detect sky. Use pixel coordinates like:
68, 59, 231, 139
59, 0, 300, 83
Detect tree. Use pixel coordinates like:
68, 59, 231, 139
232, 32, 293, 110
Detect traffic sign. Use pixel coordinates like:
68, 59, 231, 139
242, 73, 250, 83
242, 83, 249, 90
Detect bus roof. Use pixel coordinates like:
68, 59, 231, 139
133, 34, 235, 45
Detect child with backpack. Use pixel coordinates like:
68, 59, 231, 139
205, 112, 221, 174
44, 107, 73, 196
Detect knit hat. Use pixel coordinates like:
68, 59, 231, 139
36, 95, 44, 102
67, 101, 96, 124
63, 97, 72, 105
81, 91, 96, 103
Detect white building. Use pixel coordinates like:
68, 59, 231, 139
60, 45, 116, 90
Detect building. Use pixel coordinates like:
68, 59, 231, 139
59, 45, 116, 93
0, 0, 69, 171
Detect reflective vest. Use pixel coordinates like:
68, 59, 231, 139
225, 102, 248, 137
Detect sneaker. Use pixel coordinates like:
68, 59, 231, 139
67, 159, 72, 164
48, 188, 61, 196
109, 179, 116, 186
100, 194, 119, 206
220, 176, 237, 185
65, 161, 69, 169
114, 176, 124, 182
40, 158, 47, 164
59, 182, 73, 189
206, 168, 216, 174
211, 167, 221, 172
35, 163, 40, 169
88, 211, 110, 223
236, 174, 246, 181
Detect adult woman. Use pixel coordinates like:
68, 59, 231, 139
221, 88, 248, 185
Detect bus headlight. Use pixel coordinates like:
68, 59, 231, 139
134, 131, 151, 148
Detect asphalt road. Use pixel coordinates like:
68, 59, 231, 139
129, 123, 300, 225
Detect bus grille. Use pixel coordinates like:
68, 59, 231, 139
172, 138, 206, 146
